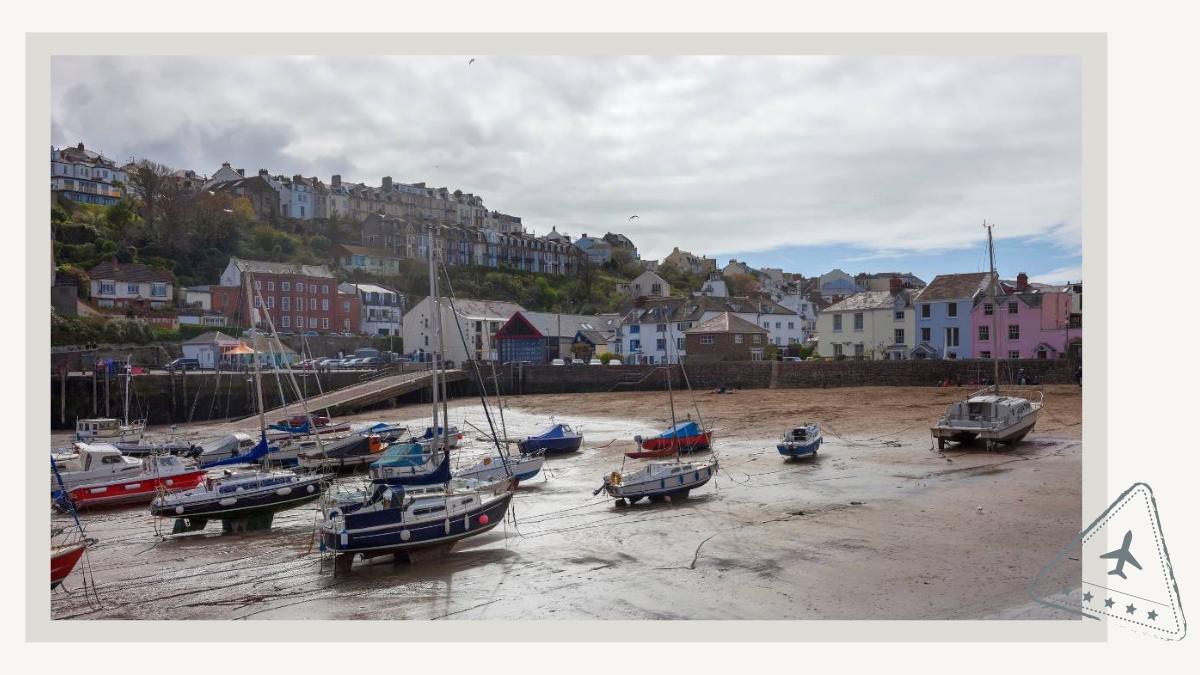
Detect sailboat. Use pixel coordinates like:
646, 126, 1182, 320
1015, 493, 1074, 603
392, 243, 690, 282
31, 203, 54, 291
599, 345, 718, 505
930, 223, 1044, 451
317, 225, 515, 572
51, 457, 95, 590
149, 271, 326, 534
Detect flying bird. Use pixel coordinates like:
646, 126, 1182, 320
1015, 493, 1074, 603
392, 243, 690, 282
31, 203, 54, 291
468, 58, 476, 65
629, 214, 639, 220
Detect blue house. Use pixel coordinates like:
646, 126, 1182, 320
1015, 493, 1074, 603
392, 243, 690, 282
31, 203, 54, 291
912, 272, 992, 359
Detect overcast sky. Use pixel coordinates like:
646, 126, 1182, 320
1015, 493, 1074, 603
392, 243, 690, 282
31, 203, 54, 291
51, 55, 1082, 283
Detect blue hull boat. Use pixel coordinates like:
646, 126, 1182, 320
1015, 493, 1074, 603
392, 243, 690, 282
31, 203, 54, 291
518, 423, 583, 455
777, 424, 822, 458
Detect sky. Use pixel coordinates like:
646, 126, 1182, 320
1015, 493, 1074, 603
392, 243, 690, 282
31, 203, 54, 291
51, 55, 1082, 284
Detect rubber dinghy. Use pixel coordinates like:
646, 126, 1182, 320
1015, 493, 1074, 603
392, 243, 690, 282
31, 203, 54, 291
626, 419, 712, 459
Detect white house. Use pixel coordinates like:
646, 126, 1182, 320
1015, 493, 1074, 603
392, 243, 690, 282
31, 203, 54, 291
402, 297, 525, 364
87, 261, 173, 310
181, 331, 243, 369
51, 143, 127, 207
339, 282, 404, 337
616, 270, 671, 298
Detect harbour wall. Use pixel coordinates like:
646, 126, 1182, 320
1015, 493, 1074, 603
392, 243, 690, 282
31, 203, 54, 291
50, 359, 1078, 430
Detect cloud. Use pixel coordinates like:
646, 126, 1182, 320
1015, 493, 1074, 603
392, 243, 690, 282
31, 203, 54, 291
51, 54, 1081, 266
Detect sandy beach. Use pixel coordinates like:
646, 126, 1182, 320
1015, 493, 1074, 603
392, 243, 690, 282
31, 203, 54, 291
50, 384, 1081, 620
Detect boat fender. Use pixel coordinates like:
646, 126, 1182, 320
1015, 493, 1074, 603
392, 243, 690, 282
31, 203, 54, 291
175, 506, 184, 515
307, 484, 315, 493
634, 435, 643, 446
400, 529, 411, 541
482, 457, 492, 466
479, 514, 489, 525
610, 471, 622, 485
165, 479, 173, 486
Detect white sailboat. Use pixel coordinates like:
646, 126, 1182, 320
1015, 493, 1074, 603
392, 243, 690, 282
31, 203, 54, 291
931, 223, 1044, 451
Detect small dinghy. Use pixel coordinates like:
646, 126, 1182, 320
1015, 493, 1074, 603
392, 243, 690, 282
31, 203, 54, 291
777, 423, 822, 458
150, 468, 325, 534
627, 418, 712, 459
518, 423, 582, 455
418, 425, 462, 449
456, 453, 545, 485
598, 459, 718, 505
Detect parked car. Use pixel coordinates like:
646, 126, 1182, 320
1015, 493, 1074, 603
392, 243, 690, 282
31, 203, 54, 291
167, 358, 201, 371
589, 358, 603, 365
607, 359, 623, 366
781, 356, 803, 362
362, 356, 385, 368
303, 331, 319, 337
550, 358, 565, 366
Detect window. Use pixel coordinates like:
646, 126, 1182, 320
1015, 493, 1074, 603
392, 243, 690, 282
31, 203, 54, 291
775, 321, 781, 329
984, 303, 993, 316
833, 314, 842, 331
1008, 325, 1020, 340
282, 316, 291, 328
283, 297, 290, 311
677, 337, 685, 350
127, 283, 139, 294
309, 298, 316, 311
1009, 350, 1020, 360
853, 313, 864, 331
297, 282, 305, 293
1008, 301, 1018, 314
309, 317, 317, 328
1037, 349, 1048, 359
979, 325, 990, 341
311, 284, 318, 295
150, 283, 166, 297
677, 322, 692, 331
322, 299, 329, 311
980, 350, 992, 359
255, 280, 261, 290
282, 281, 290, 291
921, 304, 931, 318
921, 327, 931, 342
267, 281, 275, 292
788, 322, 794, 330
343, 301, 350, 313
322, 285, 329, 295
735, 334, 744, 344
629, 325, 640, 334
254, 296, 261, 308
833, 343, 843, 357
656, 338, 666, 351
753, 334, 762, 344
854, 343, 864, 357
629, 339, 641, 351
946, 327, 959, 347
700, 335, 714, 345
295, 315, 302, 327
656, 323, 666, 333
266, 296, 274, 308
894, 329, 905, 345
894, 310, 905, 321
344, 319, 351, 330
947, 303, 957, 318
322, 318, 329, 329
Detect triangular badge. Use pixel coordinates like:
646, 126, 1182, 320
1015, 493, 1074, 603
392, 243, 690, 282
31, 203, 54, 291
1031, 483, 1186, 639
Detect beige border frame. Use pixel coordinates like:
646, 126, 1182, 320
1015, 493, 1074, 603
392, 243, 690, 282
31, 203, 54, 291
26, 32, 1105, 642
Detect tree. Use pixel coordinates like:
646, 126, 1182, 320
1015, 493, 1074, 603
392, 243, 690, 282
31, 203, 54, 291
126, 159, 173, 239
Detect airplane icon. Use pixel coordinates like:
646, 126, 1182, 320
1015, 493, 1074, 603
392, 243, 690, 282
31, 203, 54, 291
1100, 530, 1143, 580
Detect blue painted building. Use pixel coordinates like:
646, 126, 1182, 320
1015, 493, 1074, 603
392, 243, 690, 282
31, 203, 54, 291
912, 272, 992, 359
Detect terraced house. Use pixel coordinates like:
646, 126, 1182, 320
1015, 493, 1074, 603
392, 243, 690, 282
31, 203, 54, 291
912, 272, 991, 359
615, 295, 801, 364
816, 282, 917, 360
51, 143, 127, 206
970, 273, 1082, 360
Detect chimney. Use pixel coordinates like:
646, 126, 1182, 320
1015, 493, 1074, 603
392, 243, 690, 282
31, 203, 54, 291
236, 168, 245, 176
382, 176, 393, 191
293, 174, 303, 184
77, 142, 85, 151
331, 174, 341, 187
221, 161, 231, 168
889, 276, 903, 292
1017, 272, 1029, 291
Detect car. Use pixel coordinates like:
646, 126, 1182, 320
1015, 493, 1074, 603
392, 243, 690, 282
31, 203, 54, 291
167, 358, 201, 371
303, 331, 319, 337
607, 359, 623, 366
589, 358, 603, 365
362, 356, 385, 368
550, 358, 565, 366
781, 356, 803, 362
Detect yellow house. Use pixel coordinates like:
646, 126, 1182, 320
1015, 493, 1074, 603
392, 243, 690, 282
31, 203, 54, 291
817, 289, 917, 360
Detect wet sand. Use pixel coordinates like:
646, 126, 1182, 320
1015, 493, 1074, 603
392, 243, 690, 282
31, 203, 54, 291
51, 385, 1081, 620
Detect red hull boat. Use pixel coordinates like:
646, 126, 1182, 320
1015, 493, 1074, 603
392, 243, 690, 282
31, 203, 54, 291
625, 422, 713, 459
68, 470, 207, 508
51, 543, 87, 589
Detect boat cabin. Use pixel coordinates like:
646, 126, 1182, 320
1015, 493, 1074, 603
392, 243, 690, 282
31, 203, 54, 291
75, 417, 145, 441
783, 424, 818, 443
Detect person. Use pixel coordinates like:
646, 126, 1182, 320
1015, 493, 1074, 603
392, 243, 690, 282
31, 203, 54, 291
1017, 368, 1027, 385
1075, 366, 1082, 386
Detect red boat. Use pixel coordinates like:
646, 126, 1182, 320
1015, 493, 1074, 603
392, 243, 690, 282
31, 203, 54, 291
51, 542, 87, 589
67, 455, 207, 508
625, 420, 713, 459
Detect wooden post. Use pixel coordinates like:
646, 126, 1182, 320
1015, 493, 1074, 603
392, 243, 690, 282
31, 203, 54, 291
59, 365, 67, 426
92, 367, 97, 416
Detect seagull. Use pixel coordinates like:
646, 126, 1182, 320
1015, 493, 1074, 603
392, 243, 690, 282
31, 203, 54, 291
468, 58, 476, 65
629, 214, 639, 220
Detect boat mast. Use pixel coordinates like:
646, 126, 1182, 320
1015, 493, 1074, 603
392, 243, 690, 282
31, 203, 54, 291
244, 270, 268, 437
986, 222, 1000, 395
123, 354, 131, 426
665, 356, 679, 463
427, 225, 441, 453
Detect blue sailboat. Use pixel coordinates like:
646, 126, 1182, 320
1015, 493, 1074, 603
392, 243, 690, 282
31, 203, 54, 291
518, 423, 583, 455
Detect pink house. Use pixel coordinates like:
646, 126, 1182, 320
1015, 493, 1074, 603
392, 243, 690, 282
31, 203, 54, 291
970, 273, 1082, 360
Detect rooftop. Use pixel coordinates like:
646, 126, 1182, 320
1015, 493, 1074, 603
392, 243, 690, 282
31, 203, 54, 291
825, 290, 914, 313
88, 261, 174, 284
685, 312, 769, 335
915, 272, 993, 303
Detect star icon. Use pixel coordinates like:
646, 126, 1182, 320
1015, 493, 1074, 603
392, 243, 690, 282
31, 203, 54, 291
1126, 603, 1137, 615
1082, 591, 1094, 603
1147, 610, 1158, 621
1104, 597, 1115, 608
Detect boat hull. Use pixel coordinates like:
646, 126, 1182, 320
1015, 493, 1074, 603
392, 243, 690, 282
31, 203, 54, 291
931, 409, 1039, 448
149, 476, 324, 520
626, 432, 712, 458
605, 463, 716, 501
518, 435, 582, 455
68, 470, 207, 508
51, 543, 87, 589
777, 437, 821, 458
321, 492, 513, 556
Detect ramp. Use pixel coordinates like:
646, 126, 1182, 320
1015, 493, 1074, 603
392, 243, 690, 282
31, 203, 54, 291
245, 368, 467, 422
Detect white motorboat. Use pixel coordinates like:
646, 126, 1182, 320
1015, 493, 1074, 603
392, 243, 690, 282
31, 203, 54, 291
456, 453, 544, 485
75, 417, 145, 442
187, 432, 259, 465
52, 442, 144, 491
931, 389, 1043, 450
